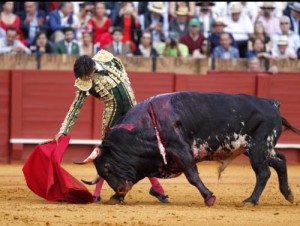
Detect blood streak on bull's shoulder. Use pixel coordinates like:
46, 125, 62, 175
147, 101, 168, 165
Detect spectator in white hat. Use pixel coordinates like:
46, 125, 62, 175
195, 2, 217, 38
169, 6, 189, 38
208, 17, 237, 53
271, 35, 297, 60
140, 2, 167, 45
224, 2, 253, 57
227, 2, 259, 21
271, 15, 300, 53
169, 2, 196, 20
254, 2, 281, 36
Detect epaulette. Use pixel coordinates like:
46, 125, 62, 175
92, 49, 113, 63
74, 78, 92, 92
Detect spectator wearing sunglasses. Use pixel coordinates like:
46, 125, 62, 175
271, 15, 300, 53
254, 2, 281, 36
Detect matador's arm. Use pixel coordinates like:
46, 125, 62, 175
58, 89, 87, 135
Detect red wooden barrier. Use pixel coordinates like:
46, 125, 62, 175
257, 73, 300, 144
0, 71, 10, 163
9, 71, 176, 163
6, 70, 300, 164
175, 73, 257, 95
10, 70, 95, 162
129, 72, 175, 102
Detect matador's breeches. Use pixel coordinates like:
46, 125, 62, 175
101, 82, 136, 137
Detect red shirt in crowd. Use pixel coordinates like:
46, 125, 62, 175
88, 17, 112, 49
0, 15, 27, 46
180, 32, 205, 55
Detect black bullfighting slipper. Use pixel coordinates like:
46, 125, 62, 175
149, 187, 169, 203
93, 196, 101, 202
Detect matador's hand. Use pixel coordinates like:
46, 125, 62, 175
54, 133, 65, 143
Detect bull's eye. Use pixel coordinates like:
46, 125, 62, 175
104, 163, 110, 173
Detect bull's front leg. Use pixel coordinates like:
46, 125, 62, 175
183, 162, 216, 206
170, 149, 216, 206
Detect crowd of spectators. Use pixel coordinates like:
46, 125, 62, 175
0, 1, 300, 63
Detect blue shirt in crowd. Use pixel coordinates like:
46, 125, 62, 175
212, 46, 240, 59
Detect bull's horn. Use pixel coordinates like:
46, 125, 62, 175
81, 174, 101, 185
73, 147, 101, 165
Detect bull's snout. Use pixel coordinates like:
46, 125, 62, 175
105, 181, 133, 205
116, 181, 133, 195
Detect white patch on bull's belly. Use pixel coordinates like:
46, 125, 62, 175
192, 140, 209, 159
216, 133, 248, 152
192, 133, 248, 161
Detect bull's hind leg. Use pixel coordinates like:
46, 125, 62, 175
243, 144, 271, 205
268, 153, 294, 203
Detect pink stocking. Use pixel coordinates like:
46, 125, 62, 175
93, 178, 104, 197
148, 177, 164, 195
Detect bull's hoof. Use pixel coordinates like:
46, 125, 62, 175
242, 198, 258, 206
105, 198, 123, 205
286, 192, 294, 203
205, 195, 216, 206
242, 201, 256, 207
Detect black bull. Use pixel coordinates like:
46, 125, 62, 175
91, 91, 300, 206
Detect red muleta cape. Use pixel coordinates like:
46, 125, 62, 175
22, 135, 94, 203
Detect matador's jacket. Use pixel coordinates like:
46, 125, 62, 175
59, 49, 137, 137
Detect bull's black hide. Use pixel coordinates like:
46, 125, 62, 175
92, 91, 300, 206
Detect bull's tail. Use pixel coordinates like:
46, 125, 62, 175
281, 117, 300, 135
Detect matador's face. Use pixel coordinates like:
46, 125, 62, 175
81, 64, 96, 81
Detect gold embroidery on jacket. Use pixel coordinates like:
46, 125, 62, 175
74, 78, 92, 91
59, 90, 87, 134
59, 50, 136, 136
92, 49, 113, 62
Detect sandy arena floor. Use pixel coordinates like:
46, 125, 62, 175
0, 163, 299, 226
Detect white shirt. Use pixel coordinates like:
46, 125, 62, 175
224, 14, 254, 41
271, 30, 300, 52
113, 42, 122, 54
64, 41, 73, 54
138, 44, 151, 57
59, 10, 70, 27
198, 12, 215, 38
271, 46, 296, 58
29, 12, 38, 40
290, 16, 300, 35
0, 37, 31, 54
